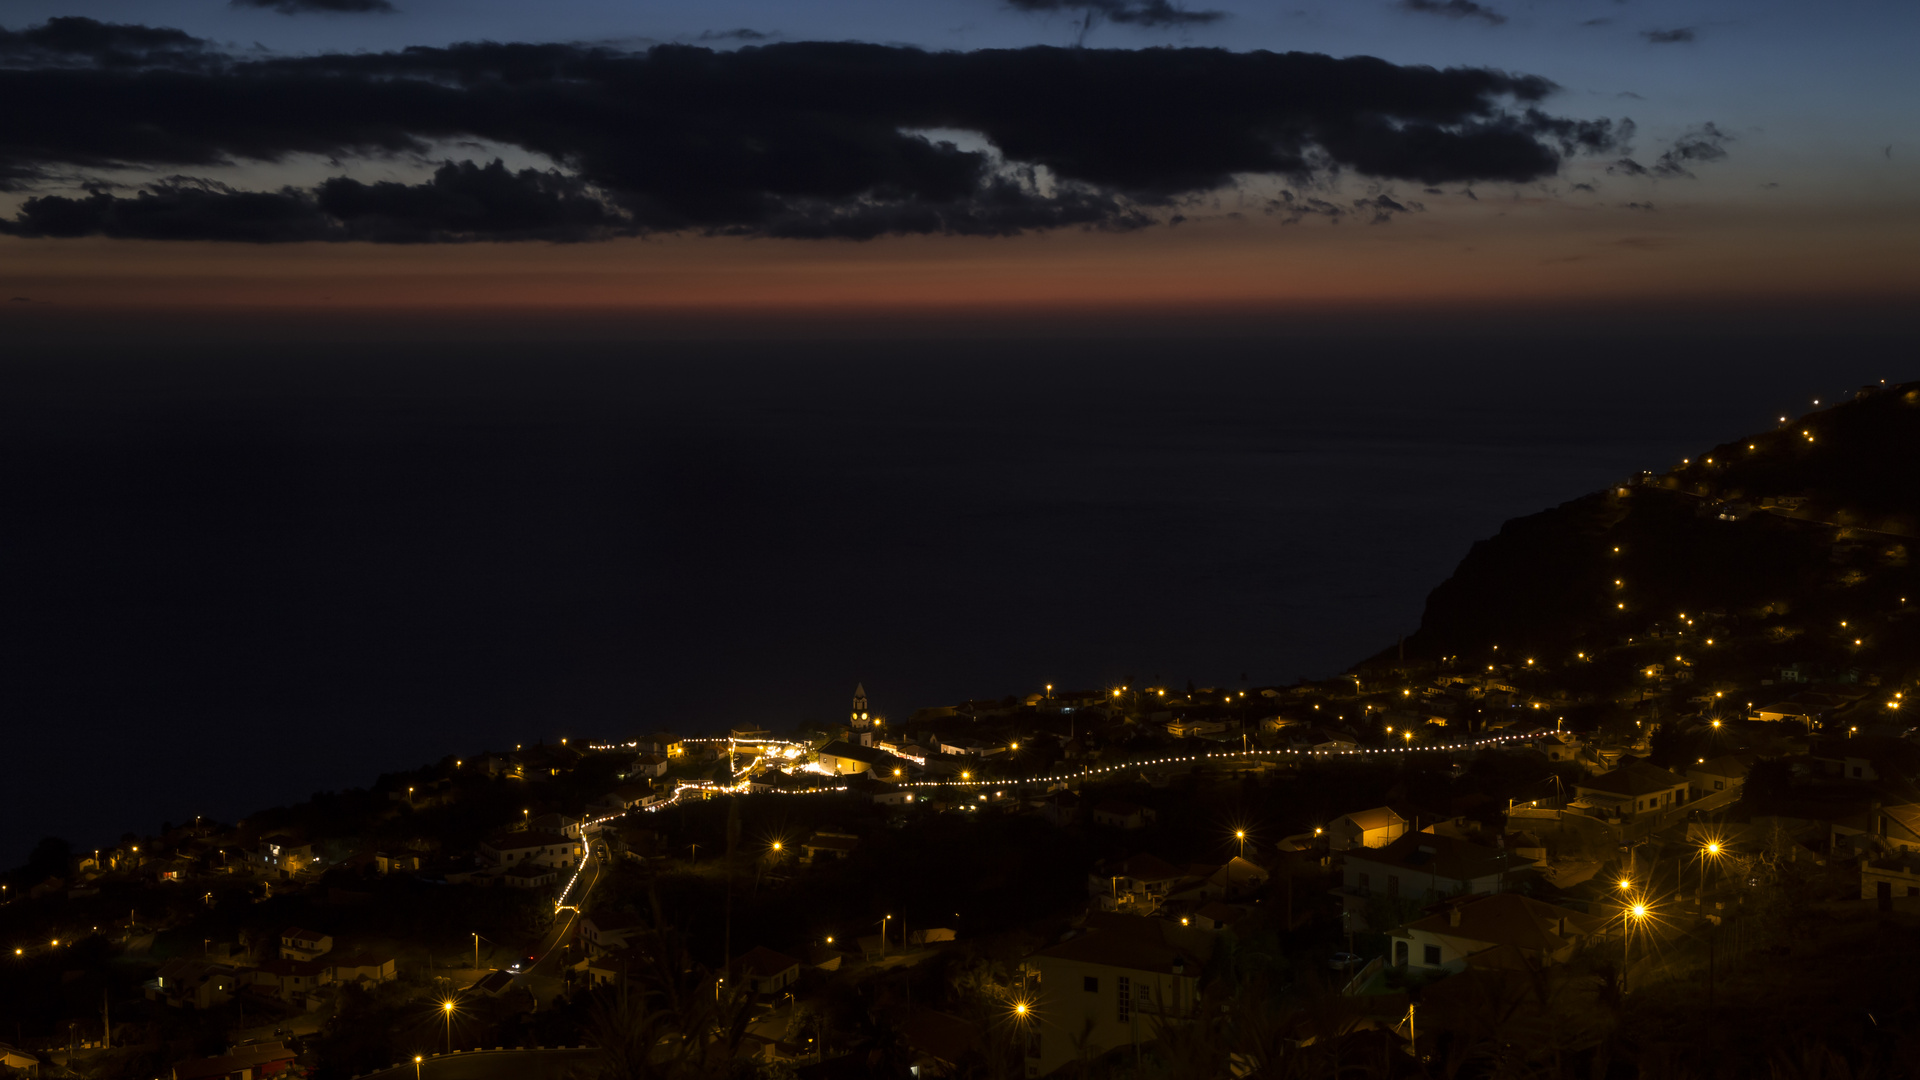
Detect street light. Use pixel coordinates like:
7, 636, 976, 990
1622, 900, 1650, 994
441, 1000, 456, 1053
1700, 840, 1724, 898
414, 1056, 423, 1079
1234, 830, 1246, 858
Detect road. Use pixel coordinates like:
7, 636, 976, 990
510, 831, 606, 1005
353, 1047, 598, 1080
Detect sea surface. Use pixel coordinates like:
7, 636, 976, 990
0, 332, 1887, 865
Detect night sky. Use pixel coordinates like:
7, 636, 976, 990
0, 0, 1912, 312
0, 0, 1914, 865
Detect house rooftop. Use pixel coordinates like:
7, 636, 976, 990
1579, 762, 1688, 797
732, 945, 803, 979
1691, 755, 1751, 779
585, 910, 647, 933
816, 741, 905, 768
896, 1010, 982, 1068
1344, 831, 1523, 882
174, 1042, 295, 1080
1112, 853, 1185, 883
1338, 806, 1407, 831
1031, 914, 1211, 976
487, 830, 574, 849
1397, 893, 1606, 956
256, 958, 327, 977
470, 969, 516, 995
1195, 901, 1247, 925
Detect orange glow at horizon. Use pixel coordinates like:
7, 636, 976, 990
3, 198, 1916, 317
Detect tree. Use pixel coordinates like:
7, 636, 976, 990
22, 835, 71, 880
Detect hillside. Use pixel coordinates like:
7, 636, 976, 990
1373, 380, 1920, 689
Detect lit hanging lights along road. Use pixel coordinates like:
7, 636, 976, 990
591, 734, 1529, 807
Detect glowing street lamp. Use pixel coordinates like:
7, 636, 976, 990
1694, 838, 1727, 897
1234, 829, 1247, 858
1622, 900, 1650, 993
441, 1000, 456, 1053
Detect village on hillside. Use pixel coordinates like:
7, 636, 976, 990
6, 638, 1919, 1080
9, 385, 1920, 1079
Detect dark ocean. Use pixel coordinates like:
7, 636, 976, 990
0, 331, 1891, 865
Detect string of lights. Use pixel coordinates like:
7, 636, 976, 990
576, 734, 1533, 811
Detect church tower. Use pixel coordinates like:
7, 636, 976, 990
851, 683, 871, 730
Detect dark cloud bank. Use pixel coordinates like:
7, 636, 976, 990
1006, 0, 1226, 30
1400, 0, 1507, 28
230, 0, 397, 14
0, 17, 1632, 242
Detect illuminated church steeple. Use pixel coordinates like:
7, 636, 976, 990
851, 683, 871, 729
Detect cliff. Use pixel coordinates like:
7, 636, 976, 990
1369, 381, 1920, 677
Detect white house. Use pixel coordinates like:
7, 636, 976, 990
1687, 756, 1749, 798
1021, 915, 1209, 1078
1327, 807, 1408, 851
729, 946, 803, 996
279, 927, 332, 962
1389, 893, 1606, 972
479, 830, 582, 870
1340, 832, 1527, 930
1572, 763, 1689, 820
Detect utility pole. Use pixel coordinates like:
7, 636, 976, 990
102, 989, 109, 1050
1707, 925, 1715, 1008
723, 796, 739, 998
